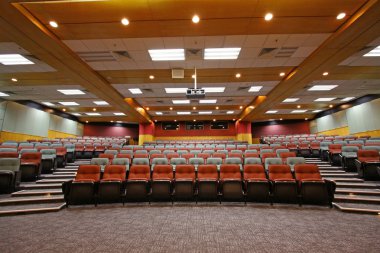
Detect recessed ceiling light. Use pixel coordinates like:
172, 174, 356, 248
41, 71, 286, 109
266, 110, 278, 114
193, 107, 196, 110
233, 119, 236, 121
193, 119, 196, 122
113, 112, 126, 116
308, 85, 338, 91
58, 102, 79, 106
213, 119, 216, 122
364, 45, 380, 57
110, 120, 114, 123
204, 48, 241, 60
202, 87, 225, 93
314, 97, 336, 102
85, 121, 89, 123
11, 78, 17, 82
312, 110, 322, 113
116, 121, 122, 123
239, 106, 243, 109
248, 86, 263, 92
62, 108, 66, 112
128, 88, 143, 94
336, 13, 346, 20
249, 106, 254, 109
177, 112, 191, 115
86, 113, 101, 116
170, 107, 173, 110
305, 118, 308, 120
72, 113, 81, 116
156, 112, 163, 115
280, 118, 283, 121
279, 72, 285, 77
227, 111, 234, 114
235, 73, 241, 78
192, 14, 200, 23
174, 120, 177, 122
329, 104, 334, 108
283, 98, 299, 103
192, 74, 196, 79
121, 18, 129, 26
57, 89, 85, 95
341, 97, 355, 101
146, 107, 149, 110
49, 21, 58, 28
215, 106, 219, 110
0, 54, 34, 65
154, 120, 157, 122
199, 99, 217, 104
92, 108, 97, 111
42, 102, 55, 106
149, 75, 155, 80
173, 99, 190, 104
322, 72, 329, 76
93, 101, 109, 105
165, 88, 187, 93
148, 49, 185, 61
297, 105, 301, 108
291, 110, 307, 113
264, 13, 273, 21
199, 111, 212, 114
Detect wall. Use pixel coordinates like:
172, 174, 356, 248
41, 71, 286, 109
311, 98, 380, 136
83, 124, 139, 138
251, 121, 311, 138
0, 101, 83, 142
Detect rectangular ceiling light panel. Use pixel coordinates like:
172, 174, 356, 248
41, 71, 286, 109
0, 54, 34, 65
308, 85, 338, 91
364, 46, 380, 57
204, 48, 241, 60
148, 49, 185, 61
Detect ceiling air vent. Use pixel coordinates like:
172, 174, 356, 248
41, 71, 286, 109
225, 99, 234, 103
237, 87, 249, 91
275, 47, 298, 58
141, 88, 154, 93
155, 100, 165, 104
185, 48, 203, 60
172, 68, 184, 79
258, 47, 298, 59
77, 51, 132, 62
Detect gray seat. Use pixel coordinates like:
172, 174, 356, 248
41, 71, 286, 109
170, 158, 187, 169
189, 157, 204, 166
135, 150, 148, 154
90, 158, 109, 172
189, 150, 201, 156
151, 157, 169, 171
120, 150, 134, 156
276, 149, 290, 157
0, 158, 21, 193
19, 149, 38, 156
245, 149, 258, 154
149, 150, 161, 155
340, 146, 359, 171
0, 148, 18, 153
230, 150, 243, 154
225, 157, 243, 171
264, 158, 282, 171
40, 149, 57, 173
163, 150, 175, 156
177, 150, 189, 156
104, 150, 118, 157
112, 158, 130, 171
286, 157, 306, 171
244, 157, 262, 165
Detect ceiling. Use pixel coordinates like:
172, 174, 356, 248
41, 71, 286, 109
0, 0, 379, 124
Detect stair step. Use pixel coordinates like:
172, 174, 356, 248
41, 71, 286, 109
11, 190, 63, 197
36, 179, 70, 184
40, 174, 75, 180
321, 173, 358, 178
335, 182, 380, 189
334, 195, 380, 205
336, 189, 380, 196
0, 203, 65, 216
53, 172, 76, 175
0, 196, 64, 206
333, 202, 380, 215
55, 168, 77, 172
325, 178, 364, 183
20, 183, 62, 190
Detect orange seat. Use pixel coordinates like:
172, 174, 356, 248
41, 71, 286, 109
128, 165, 151, 181
294, 164, 323, 182
101, 165, 126, 182
197, 165, 218, 181
279, 152, 297, 163
175, 165, 195, 181
99, 153, 114, 163
357, 150, 379, 163
133, 153, 149, 159
268, 164, 294, 182
152, 165, 173, 180
74, 165, 101, 182
243, 164, 267, 181
220, 164, 241, 181
0, 152, 19, 158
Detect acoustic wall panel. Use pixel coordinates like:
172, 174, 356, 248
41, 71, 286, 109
49, 114, 81, 135
316, 110, 347, 133
346, 98, 380, 133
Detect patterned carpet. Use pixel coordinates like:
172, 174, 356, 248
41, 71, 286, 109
1, 203, 379, 253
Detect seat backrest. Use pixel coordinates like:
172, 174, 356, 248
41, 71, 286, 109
245, 149, 258, 154
99, 153, 114, 161
120, 150, 133, 155
220, 164, 241, 180
243, 164, 266, 180
197, 165, 218, 180
213, 153, 226, 159
166, 153, 180, 159
225, 157, 242, 164
151, 157, 169, 165
116, 154, 132, 160
102, 165, 126, 181
152, 165, 173, 180
206, 157, 222, 165
268, 165, 293, 180
275, 149, 290, 157
362, 146, 380, 152
134, 149, 148, 154
286, 157, 306, 166
328, 144, 342, 150
261, 153, 277, 161
244, 157, 262, 165
0, 152, 19, 158
189, 157, 204, 165
279, 152, 297, 159
341, 146, 359, 154
357, 150, 379, 159
197, 153, 211, 159
104, 150, 118, 156
75, 165, 101, 182
170, 157, 186, 165
90, 157, 109, 165
0, 158, 20, 172
264, 158, 283, 170
0, 148, 18, 153
112, 158, 129, 166
294, 164, 322, 181
128, 165, 150, 180
175, 165, 195, 180
21, 152, 42, 163
133, 153, 149, 158
132, 157, 150, 165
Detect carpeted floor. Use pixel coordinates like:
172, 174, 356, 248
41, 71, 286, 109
1, 203, 379, 253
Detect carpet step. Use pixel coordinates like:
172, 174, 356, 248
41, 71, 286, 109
40, 174, 75, 180
36, 179, 70, 184
0, 203, 65, 216
333, 202, 380, 215
321, 174, 358, 178
335, 189, 380, 196
53, 171, 76, 175
20, 183, 62, 190
324, 178, 364, 183
335, 182, 380, 189
0, 196, 64, 206
11, 190, 63, 197
334, 195, 380, 205
55, 169, 78, 172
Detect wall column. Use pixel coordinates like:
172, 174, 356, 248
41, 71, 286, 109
236, 121, 252, 144
138, 122, 155, 145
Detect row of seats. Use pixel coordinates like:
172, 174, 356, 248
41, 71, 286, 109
62, 163, 335, 206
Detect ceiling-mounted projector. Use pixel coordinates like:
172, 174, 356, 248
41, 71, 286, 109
186, 88, 205, 98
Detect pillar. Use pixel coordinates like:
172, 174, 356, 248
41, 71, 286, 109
236, 121, 252, 144
138, 122, 155, 145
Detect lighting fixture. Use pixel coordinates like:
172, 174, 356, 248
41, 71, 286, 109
266, 110, 278, 114
146, 107, 150, 110
305, 118, 308, 120
314, 98, 336, 102
42, 102, 55, 106
148, 49, 185, 61
128, 88, 143, 94
280, 118, 283, 121
170, 107, 173, 110
113, 112, 126, 116
239, 106, 243, 109
149, 75, 155, 80
308, 85, 338, 91
202, 87, 225, 93
72, 113, 81, 116
174, 120, 177, 122
279, 72, 285, 77
177, 112, 191, 115
92, 108, 97, 111
85, 121, 89, 123
227, 111, 234, 114
192, 74, 196, 79
62, 108, 66, 112
283, 98, 299, 103
322, 72, 329, 76
341, 97, 355, 101
110, 121, 114, 123
57, 89, 85, 95
172, 100, 190, 104
49, 21, 58, 28
193, 107, 196, 110
192, 15, 200, 23
11, 78, 17, 82
364, 45, 380, 57
297, 105, 301, 108
329, 104, 334, 108
204, 48, 241, 60
215, 106, 219, 110
193, 119, 196, 122
312, 110, 322, 113
336, 13, 346, 20
165, 88, 187, 93
213, 119, 216, 122
199, 111, 212, 115
58, 102, 79, 106
156, 112, 163, 115
199, 99, 217, 104
233, 119, 236, 121
291, 110, 307, 113
121, 18, 129, 26
235, 73, 241, 78
248, 86, 263, 92
264, 13, 273, 21
93, 101, 109, 105
116, 121, 122, 123
154, 120, 157, 122
0, 54, 34, 65
85, 113, 101, 116
249, 106, 254, 109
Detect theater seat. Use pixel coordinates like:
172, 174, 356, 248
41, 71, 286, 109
97, 165, 126, 204
0, 152, 19, 158
294, 164, 335, 206
219, 164, 243, 201
126, 165, 151, 202
40, 149, 57, 173
268, 164, 298, 204
151, 165, 173, 202
174, 164, 195, 200
355, 150, 380, 180
244, 164, 270, 202
196, 164, 219, 201
55, 147, 67, 168
327, 144, 342, 165
99, 153, 114, 164
339, 146, 359, 172
0, 158, 20, 193
63, 164, 101, 206
20, 152, 42, 181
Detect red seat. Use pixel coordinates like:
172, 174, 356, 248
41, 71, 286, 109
175, 165, 195, 181
197, 153, 211, 160
268, 164, 294, 182
101, 165, 126, 182
357, 150, 379, 163
279, 152, 297, 163
268, 164, 297, 203
128, 165, 151, 181
197, 165, 218, 181
174, 165, 195, 200
74, 165, 101, 182
261, 153, 277, 163
219, 164, 243, 201
294, 164, 323, 182
99, 153, 114, 163
244, 164, 270, 202
133, 153, 149, 159
328, 144, 342, 154
213, 153, 226, 160
150, 153, 165, 163
244, 164, 267, 181
166, 153, 180, 160
244, 153, 259, 158
152, 165, 173, 180
0, 152, 19, 158
181, 153, 195, 162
